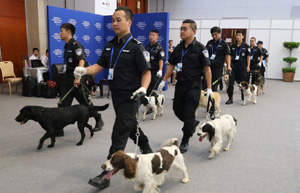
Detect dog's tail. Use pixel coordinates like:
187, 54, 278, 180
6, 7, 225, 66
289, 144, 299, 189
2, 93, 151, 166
161, 138, 178, 147
93, 103, 109, 111
232, 115, 237, 126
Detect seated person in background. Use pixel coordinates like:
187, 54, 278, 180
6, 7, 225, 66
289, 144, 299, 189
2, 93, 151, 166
29, 48, 39, 60
40, 49, 49, 67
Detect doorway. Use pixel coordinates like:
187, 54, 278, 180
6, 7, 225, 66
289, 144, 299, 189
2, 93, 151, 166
221, 29, 247, 46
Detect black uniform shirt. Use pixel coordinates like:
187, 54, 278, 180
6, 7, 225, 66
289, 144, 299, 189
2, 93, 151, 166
260, 47, 269, 60
64, 38, 86, 74
97, 33, 151, 106
206, 39, 230, 70
230, 42, 251, 63
168, 38, 211, 82
145, 42, 165, 71
250, 46, 262, 63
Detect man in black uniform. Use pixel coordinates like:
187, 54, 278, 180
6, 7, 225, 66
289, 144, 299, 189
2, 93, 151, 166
145, 29, 165, 97
73, 7, 152, 190
226, 30, 250, 104
257, 40, 269, 77
206, 26, 231, 91
59, 23, 103, 134
158, 19, 212, 153
249, 37, 263, 71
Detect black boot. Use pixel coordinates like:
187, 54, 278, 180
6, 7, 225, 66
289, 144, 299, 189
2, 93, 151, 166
226, 98, 233, 105
179, 132, 191, 153
140, 143, 153, 154
94, 114, 104, 132
88, 171, 110, 189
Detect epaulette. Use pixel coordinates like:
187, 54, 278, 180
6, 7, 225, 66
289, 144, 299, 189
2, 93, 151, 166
133, 38, 142, 44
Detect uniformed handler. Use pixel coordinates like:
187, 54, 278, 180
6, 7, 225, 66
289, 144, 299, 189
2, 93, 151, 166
226, 30, 250, 104
145, 29, 165, 97
257, 40, 269, 77
73, 7, 153, 190
249, 37, 263, 71
59, 23, 103, 134
158, 19, 213, 153
206, 26, 231, 91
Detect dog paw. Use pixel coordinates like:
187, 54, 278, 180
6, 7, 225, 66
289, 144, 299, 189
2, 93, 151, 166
252, 101, 256, 104
47, 144, 54, 148
76, 142, 83, 146
223, 147, 229, 151
181, 178, 189, 183
242, 103, 246, 106
208, 154, 214, 159
37, 145, 43, 150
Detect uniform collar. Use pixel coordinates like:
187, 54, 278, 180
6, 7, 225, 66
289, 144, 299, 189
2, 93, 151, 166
149, 42, 158, 47
236, 42, 244, 47
181, 37, 197, 47
113, 33, 132, 44
65, 38, 75, 47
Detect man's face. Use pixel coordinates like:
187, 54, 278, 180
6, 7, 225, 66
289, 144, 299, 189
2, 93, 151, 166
149, 32, 158, 44
257, 44, 263, 49
169, 41, 173, 46
60, 28, 69, 41
180, 23, 195, 40
236, 33, 244, 42
250, 38, 256, 47
211, 32, 221, 41
112, 10, 131, 35
33, 50, 39, 56
46, 52, 49, 57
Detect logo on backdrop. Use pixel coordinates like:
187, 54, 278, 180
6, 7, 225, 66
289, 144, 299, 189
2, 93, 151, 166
95, 22, 102, 30
153, 21, 164, 29
52, 33, 61, 42
136, 22, 147, 30
82, 35, 91, 43
84, 49, 91, 57
53, 49, 64, 57
52, 17, 62, 26
136, 36, 147, 44
95, 49, 102, 56
158, 36, 164, 43
106, 23, 113, 30
73, 34, 78, 40
82, 21, 90, 29
95, 36, 102, 43
106, 36, 114, 42
68, 19, 77, 26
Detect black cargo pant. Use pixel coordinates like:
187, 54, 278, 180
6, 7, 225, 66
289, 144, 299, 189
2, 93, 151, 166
146, 70, 160, 97
173, 80, 200, 136
227, 62, 247, 99
108, 99, 149, 159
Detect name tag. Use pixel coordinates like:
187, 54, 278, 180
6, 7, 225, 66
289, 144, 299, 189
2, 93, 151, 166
235, 56, 240, 60
210, 54, 216, 60
177, 63, 182, 72
258, 57, 260, 61
250, 56, 253, 60
108, 68, 114, 80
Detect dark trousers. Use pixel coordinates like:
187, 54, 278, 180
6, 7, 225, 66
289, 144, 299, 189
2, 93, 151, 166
58, 76, 90, 107
146, 70, 160, 97
108, 100, 149, 159
260, 66, 266, 77
227, 67, 247, 99
211, 68, 223, 92
173, 81, 200, 136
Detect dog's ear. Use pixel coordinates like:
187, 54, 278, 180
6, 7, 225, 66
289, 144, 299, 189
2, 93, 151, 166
123, 154, 137, 179
202, 124, 215, 141
30, 106, 45, 117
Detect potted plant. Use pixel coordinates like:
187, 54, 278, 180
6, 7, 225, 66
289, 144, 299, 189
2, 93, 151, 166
282, 41, 300, 82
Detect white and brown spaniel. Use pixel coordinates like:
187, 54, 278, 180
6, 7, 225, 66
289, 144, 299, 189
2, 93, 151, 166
101, 138, 189, 193
197, 114, 237, 159
238, 81, 258, 106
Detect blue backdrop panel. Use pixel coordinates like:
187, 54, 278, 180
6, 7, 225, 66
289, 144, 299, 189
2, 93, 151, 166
47, 6, 104, 80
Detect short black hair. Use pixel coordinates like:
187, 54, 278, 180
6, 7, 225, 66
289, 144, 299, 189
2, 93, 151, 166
32, 48, 39, 52
210, 26, 221, 34
150, 29, 159, 35
251, 37, 256, 41
257, 41, 263, 45
60, 23, 76, 36
182, 19, 197, 31
115, 6, 133, 21
236, 30, 244, 36
46, 49, 49, 53
169, 40, 173, 43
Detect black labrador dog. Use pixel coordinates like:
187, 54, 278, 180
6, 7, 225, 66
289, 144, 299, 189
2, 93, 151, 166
15, 104, 109, 150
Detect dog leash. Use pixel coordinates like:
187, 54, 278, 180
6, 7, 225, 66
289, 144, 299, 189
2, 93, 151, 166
148, 76, 162, 97
206, 94, 216, 120
57, 83, 92, 106
133, 92, 145, 157
211, 70, 231, 86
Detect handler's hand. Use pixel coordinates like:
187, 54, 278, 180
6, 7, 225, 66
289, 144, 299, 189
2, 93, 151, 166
74, 79, 81, 88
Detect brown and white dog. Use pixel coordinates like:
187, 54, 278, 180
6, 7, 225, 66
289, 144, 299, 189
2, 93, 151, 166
101, 138, 189, 193
197, 114, 237, 159
223, 74, 229, 90
142, 94, 164, 120
196, 90, 221, 119
238, 81, 258, 106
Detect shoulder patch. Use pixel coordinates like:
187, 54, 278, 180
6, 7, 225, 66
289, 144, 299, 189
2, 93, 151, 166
133, 38, 142, 44
248, 48, 251, 52
143, 51, 150, 62
160, 51, 165, 57
202, 50, 209, 58
76, 48, 83, 56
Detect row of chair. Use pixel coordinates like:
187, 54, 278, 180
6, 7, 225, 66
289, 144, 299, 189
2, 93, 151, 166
0, 61, 22, 96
